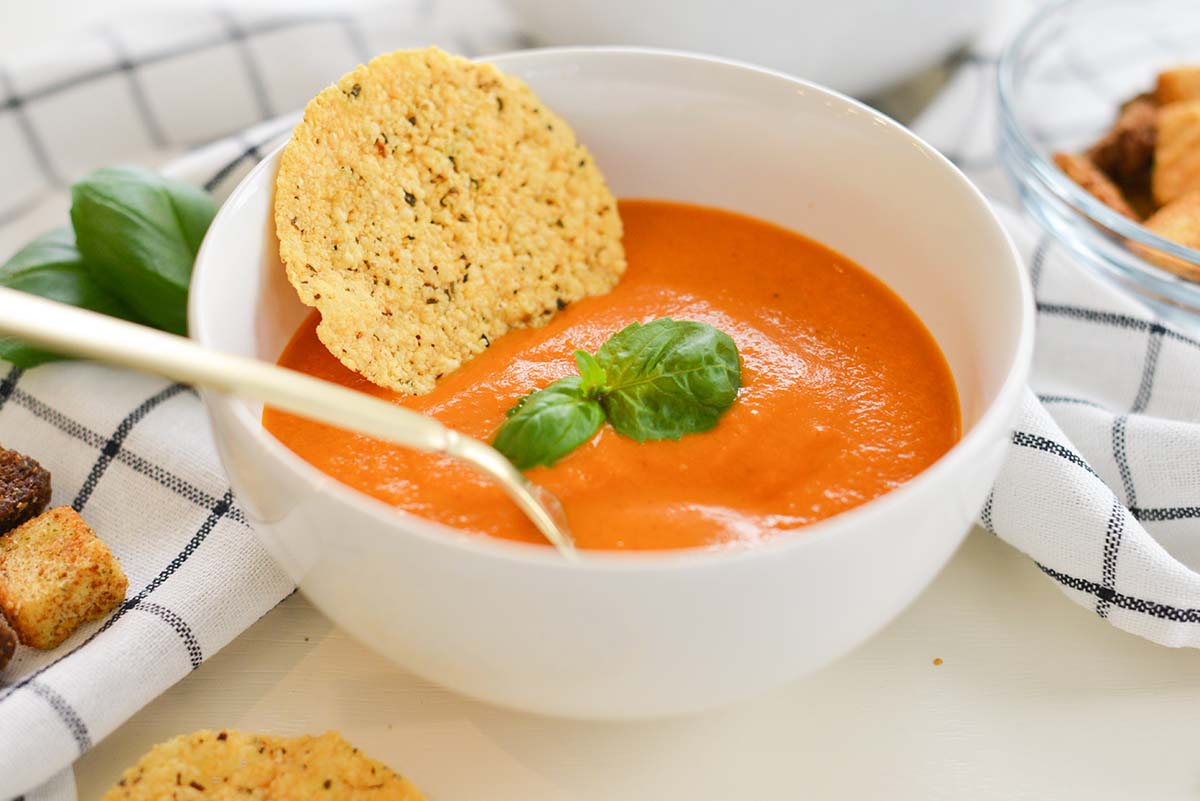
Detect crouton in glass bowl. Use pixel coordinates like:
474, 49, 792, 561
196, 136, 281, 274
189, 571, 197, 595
998, 0, 1200, 331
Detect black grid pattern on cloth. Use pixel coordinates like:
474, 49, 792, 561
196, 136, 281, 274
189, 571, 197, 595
0, 7, 381, 222
1039, 563, 1200, 624
98, 25, 168, 148
0, 368, 240, 747
1005, 288, 1200, 623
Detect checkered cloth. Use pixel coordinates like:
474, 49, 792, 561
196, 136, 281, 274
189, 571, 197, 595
4, 0, 1200, 798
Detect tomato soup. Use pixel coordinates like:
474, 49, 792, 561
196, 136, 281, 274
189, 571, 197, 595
264, 200, 960, 550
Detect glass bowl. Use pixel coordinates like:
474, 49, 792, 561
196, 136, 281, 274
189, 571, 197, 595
998, 0, 1200, 332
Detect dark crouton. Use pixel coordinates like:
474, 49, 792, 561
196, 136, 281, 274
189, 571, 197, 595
1087, 94, 1157, 186
0, 446, 51, 534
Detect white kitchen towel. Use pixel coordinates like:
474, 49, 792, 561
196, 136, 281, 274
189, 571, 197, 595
4, 0, 1200, 799
0, 3, 522, 799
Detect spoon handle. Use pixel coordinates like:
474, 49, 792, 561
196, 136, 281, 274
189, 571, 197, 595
0, 287, 575, 557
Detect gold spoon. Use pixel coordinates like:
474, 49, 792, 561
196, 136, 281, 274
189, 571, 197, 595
0, 287, 576, 557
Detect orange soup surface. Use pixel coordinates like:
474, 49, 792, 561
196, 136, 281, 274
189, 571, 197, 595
264, 200, 961, 551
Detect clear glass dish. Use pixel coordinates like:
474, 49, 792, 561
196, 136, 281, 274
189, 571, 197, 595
998, 0, 1200, 331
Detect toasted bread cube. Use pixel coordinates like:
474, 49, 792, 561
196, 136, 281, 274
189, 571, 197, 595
0, 446, 51, 535
1088, 95, 1157, 184
1053, 152, 1137, 219
1153, 100, 1200, 206
1132, 190, 1200, 280
0, 507, 127, 650
102, 730, 428, 801
1155, 66, 1200, 105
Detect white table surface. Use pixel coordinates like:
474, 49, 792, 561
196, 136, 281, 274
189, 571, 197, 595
73, 529, 1200, 800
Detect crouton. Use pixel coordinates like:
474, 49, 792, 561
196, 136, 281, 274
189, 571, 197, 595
1155, 66, 1200, 105
1153, 100, 1200, 206
0, 446, 51, 534
1087, 95, 1157, 185
1132, 190, 1200, 280
102, 730, 427, 801
0, 614, 14, 671
0, 507, 126, 650
1053, 152, 1138, 219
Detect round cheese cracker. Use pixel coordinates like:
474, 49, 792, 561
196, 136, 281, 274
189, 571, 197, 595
275, 47, 625, 394
101, 730, 426, 800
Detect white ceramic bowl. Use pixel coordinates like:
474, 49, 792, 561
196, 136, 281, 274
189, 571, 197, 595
190, 48, 1032, 719
505, 0, 994, 97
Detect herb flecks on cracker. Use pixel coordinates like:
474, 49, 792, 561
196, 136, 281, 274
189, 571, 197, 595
102, 729, 427, 801
275, 47, 625, 395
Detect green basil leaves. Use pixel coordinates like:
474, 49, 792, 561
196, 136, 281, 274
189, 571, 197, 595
493, 376, 606, 470
494, 319, 742, 469
70, 166, 216, 335
0, 165, 217, 367
596, 319, 742, 442
0, 228, 140, 368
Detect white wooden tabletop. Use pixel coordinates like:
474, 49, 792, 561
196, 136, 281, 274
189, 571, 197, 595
74, 530, 1200, 800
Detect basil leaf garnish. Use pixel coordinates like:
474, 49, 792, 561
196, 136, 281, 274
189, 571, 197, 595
596, 319, 741, 442
70, 165, 216, 335
0, 228, 141, 368
573, 349, 607, 395
493, 319, 741, 469
492, 376, 606, 470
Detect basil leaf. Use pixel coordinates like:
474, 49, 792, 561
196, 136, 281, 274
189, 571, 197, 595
595, 318, 741, 442
573, 350, 607, 395
493, 376, 605, 469
0, 228, 141, 368
70, 165, 216, 335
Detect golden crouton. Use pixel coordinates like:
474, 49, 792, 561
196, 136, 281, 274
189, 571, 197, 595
1053, 152, 1137, 219
1152, 100, 1200, 206
102, 730, 427, 801
1155, 66, 1200, 105
1132, 190, 1200, 280
0, 507, 126, 650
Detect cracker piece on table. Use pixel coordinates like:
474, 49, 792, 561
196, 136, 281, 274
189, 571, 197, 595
101, 729, 428, 800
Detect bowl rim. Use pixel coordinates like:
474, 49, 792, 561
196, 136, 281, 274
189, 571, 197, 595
191, 45, 1035, 572
996, 0, 1200, 274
